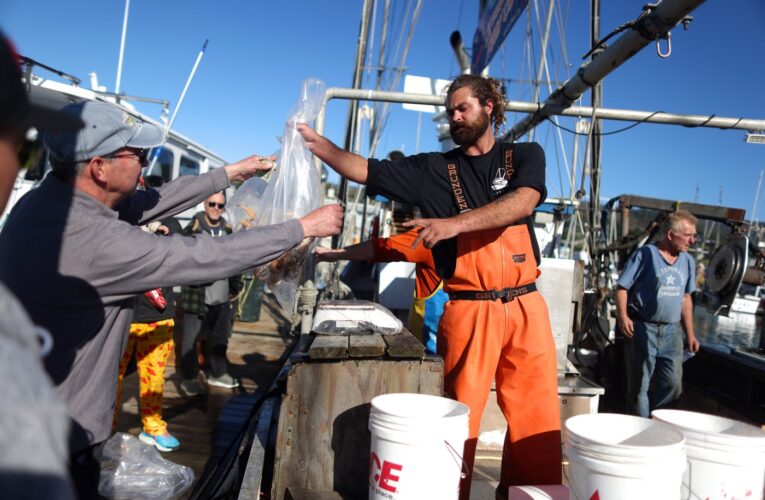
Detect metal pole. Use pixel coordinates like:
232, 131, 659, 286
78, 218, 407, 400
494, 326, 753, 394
336, 0, 374, 249
502, 0, 707, 142
315, 87, 765, 132
528, 0, 556, 143
589, 0, 603, 285
145, 40, 209, 175
749, 169, 764, 238
115, 0, 130, 99
167, 39, 208, 132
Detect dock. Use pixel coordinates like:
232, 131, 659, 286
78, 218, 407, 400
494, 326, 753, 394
113, 292, 512, 499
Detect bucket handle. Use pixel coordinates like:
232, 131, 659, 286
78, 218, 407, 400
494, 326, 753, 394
685, 460, 704, 500
444, 441, 469, 479
563, 464, 585, 500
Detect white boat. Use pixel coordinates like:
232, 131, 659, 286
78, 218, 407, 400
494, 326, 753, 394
6, 62, 228, 228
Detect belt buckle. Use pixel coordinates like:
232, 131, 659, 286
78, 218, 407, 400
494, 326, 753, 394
496, 288, 513, 303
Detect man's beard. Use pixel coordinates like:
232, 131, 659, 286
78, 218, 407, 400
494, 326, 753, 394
450, 111, 490, 145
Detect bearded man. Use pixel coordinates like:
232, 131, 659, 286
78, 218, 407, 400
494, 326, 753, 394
298, 74, 560, 499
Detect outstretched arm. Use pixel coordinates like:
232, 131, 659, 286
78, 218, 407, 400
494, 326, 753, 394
297, 123, 369, 183
315, 240, 375, 263
224, 154, 277, 183
404, 186, 540, 249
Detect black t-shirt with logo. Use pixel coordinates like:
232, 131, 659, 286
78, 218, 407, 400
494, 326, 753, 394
367, 141, 546, 279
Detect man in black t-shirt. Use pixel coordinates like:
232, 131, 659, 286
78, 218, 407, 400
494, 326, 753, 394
299, 75, 561, 498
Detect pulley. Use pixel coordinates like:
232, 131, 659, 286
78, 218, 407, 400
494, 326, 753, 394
700, 233, 749, 316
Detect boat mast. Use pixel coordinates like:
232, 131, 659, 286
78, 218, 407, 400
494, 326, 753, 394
115, 0, 130, 101
501, 0, 706, 142
335, 0, 374, 249
748, 169, 764, 238
588, 0, 603, 287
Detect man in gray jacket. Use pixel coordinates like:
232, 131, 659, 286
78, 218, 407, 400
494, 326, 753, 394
0, 99, 341, 497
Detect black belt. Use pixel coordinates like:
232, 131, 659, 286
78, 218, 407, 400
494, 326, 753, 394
448, 283, 537, 303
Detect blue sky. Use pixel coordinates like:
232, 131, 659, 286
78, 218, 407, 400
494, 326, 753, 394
3, 1, 764, 216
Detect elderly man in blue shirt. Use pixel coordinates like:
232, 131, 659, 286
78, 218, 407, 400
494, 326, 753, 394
616, 209, 701, 417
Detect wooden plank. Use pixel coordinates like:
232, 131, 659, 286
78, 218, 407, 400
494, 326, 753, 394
237, 397, 276, 499
271, 358, 444, 499
383, 330, 425, 358
618, 194, 745, 222
418, 358, 445, 395
308, 335, 348, 359
348, 333, 386, 358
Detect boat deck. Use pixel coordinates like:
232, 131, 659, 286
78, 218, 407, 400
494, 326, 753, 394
114, 293, 295, 487
115, 292, 762, 499
113, 293, 512, 499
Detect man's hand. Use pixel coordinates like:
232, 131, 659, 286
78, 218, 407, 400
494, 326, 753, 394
617, 315, 635, 338
404, 217, 462, 249
295, 123, 369, 184
299, 204, 343, 238
687, 333, 701, 353
224, 154, 277, 183
314, 246, 338, 263
297, 123, 320, 152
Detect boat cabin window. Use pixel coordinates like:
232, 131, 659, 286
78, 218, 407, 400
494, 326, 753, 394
152, 148, 174, 183
179, 155, 200, 177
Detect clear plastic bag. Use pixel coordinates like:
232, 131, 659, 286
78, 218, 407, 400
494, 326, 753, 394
97, 433, 194, 500
312, 300, 403, 335
252, 78, 326, 314
226, 176, 268, 231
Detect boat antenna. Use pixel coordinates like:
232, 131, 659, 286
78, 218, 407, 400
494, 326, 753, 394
748, 169, 764, 238
146, 39, 209, 175
115, 0, 130, 101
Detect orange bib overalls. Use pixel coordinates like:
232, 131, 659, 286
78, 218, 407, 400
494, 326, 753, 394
439, 223, 561, 497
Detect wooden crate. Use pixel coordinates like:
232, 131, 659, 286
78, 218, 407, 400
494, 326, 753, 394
270, 330, 443, 499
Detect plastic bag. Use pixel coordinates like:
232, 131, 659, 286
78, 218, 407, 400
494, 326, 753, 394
252, 78, 326, 314
312, 300, 403, 335
98, 433, 194, 500
226, 176, 268, 231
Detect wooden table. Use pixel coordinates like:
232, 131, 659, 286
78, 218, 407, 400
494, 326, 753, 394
269, 329, 443, 500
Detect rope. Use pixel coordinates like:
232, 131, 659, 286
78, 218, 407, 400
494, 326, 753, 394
545, 111, 665, 136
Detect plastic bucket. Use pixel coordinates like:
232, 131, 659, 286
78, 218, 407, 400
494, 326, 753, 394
368, 393, 469, 500
652, 409, 765, 500
565, 413, 686, 500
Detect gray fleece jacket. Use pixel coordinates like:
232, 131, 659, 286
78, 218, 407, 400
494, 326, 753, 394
0, 167, 303, 453
0, 282, 75, 499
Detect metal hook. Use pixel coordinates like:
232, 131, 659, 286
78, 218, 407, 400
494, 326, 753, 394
656, 32, 672, 58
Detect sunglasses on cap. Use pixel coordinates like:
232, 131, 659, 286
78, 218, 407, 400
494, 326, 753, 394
207, 201, 225, 209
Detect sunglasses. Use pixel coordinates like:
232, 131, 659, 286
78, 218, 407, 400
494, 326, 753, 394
105, 149, 149, 167
207, 201, 225, 209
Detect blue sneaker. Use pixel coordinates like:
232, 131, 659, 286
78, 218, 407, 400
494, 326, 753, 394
139, 431, 180, 452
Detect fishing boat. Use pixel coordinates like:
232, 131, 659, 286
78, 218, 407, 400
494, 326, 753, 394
11, 0, 765, 498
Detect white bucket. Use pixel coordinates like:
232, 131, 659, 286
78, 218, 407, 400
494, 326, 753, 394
652, 409, 765, 500
565, 413, 686, 500
368, 393, 469, 500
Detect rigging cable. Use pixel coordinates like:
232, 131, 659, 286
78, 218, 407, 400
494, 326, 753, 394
369, 0, 423, 157
545, 111, 665, 136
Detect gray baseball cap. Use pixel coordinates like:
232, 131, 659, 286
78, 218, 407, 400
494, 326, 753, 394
43, 100, 165, 162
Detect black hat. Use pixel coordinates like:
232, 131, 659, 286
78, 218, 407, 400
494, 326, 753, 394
0, 31, 83, 133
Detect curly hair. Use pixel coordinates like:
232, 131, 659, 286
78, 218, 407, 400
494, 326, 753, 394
445, 74, 506, 134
